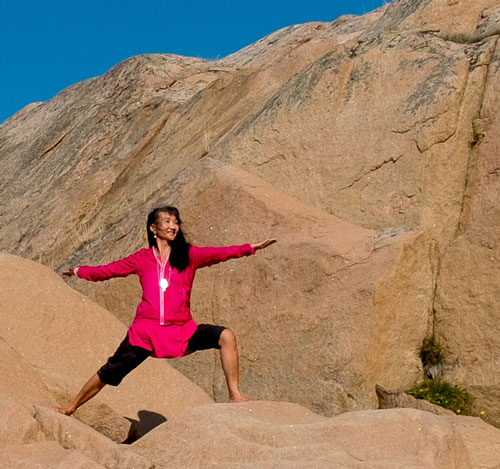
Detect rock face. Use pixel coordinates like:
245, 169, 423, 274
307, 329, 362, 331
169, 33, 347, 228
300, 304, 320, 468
1, 0, 500, 428
133, 402, 500, 468
0, 253, 213, 444
2, 255, 500, 468
3, 377, 500, 468
0, 394, 151, 468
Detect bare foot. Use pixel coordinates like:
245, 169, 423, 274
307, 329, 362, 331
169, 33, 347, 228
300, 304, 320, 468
229, 393, 249, 403
55, 406, 75, 416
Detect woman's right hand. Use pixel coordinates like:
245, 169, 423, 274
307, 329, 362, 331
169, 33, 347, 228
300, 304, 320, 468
62, 267, 78, 276
252, 239, 277, 251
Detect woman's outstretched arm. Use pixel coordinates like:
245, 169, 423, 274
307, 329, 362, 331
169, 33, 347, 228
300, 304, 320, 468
191, 239, 277, 269
61, 249, 144, 281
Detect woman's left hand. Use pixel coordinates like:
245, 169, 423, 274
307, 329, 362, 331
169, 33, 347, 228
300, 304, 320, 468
252, 239, 277, 251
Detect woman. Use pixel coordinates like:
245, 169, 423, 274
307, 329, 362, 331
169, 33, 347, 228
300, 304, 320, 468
57, 206, 276, 415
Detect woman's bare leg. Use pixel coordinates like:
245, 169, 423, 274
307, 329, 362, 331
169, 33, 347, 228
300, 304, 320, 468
219, 329, 248, 403
56, 373, 106, 415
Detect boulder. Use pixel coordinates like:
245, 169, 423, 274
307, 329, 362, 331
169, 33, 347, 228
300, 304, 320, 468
0, 394, 151, 468
133, 402, 500, 468
0, 442, 106, 469
0, 394, 45, 447
0, 253, 213, 442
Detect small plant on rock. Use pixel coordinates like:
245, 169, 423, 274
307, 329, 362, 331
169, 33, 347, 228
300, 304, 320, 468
469, 131, 485, 148
406, 379, 473, 415
420, 335, 444, 379
406, 335, 475, 415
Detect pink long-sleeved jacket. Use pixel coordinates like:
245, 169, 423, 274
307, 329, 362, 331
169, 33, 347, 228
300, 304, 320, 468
77, 244, 255, 358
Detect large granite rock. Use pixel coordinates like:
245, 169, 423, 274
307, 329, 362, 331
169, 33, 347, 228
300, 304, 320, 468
0, 253, 212, 443
132, 402, 500, 468
3, 391, 500, 468
1, 0, 500, 427
0, 394, 151, 468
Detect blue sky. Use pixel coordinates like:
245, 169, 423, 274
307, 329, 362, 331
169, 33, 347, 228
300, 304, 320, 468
0, 1, 388, 124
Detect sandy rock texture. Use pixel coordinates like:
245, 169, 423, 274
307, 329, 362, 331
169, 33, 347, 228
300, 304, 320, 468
3, 372, 500, 468
1, 0, 500, 428
0, 394, 151, 468
132, 402, 500, 468
0, 253, 213, 445
3, 258, 499, 468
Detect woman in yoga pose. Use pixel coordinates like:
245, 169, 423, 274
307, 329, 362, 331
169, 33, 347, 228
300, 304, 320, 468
57, 206, 276, 415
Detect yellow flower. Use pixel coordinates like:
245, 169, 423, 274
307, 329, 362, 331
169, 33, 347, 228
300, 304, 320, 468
456, 409, 461, 413
480, 411, 485, 415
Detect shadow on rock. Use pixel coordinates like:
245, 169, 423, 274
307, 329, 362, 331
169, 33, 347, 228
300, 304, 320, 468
123, 410, 167, 443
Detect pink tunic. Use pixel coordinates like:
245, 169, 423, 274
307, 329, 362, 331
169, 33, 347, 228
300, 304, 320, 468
77, 244, 255, 358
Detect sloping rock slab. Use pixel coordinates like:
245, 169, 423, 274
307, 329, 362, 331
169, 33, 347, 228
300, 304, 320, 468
133, 401, 500, 468
0, 394, 151, 468
0, 442, 105, 469
0, 253, 213, 442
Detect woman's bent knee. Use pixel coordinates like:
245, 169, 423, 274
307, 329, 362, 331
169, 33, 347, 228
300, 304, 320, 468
219, 328, 236, 347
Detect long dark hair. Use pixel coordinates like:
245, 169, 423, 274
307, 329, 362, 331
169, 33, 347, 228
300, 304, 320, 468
147, 206, 191, 272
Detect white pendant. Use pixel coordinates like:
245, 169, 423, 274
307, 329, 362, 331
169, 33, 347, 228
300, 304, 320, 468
159, 278, 169, 291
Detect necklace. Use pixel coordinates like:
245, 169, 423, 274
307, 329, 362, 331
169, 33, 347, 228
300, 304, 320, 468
153, 247, 171, 292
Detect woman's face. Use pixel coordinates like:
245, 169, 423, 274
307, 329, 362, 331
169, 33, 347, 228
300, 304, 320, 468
151, 211, 179, 243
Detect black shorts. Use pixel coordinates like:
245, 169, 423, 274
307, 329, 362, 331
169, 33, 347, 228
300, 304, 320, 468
185, 324, 226, 353
97, 324, 226, 386
97, 335, 152, 386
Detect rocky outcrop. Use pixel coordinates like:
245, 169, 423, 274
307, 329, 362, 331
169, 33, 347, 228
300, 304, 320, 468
375, 384, 456, 416
0, 394, 151, 468
1, 0, 500, 428
3, 386, 500, 468
0, 253, 213, 444
3, 257, 500, 467
132, 402, 500, 468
